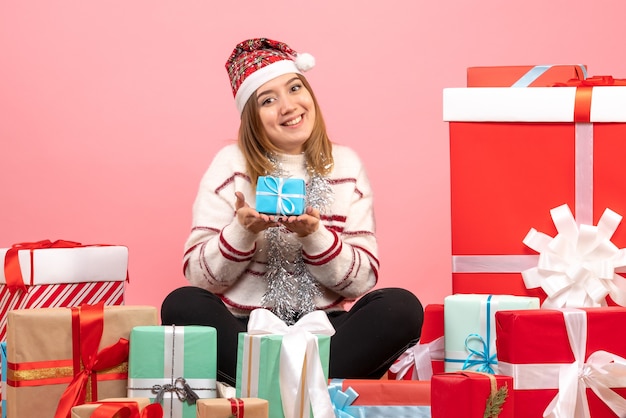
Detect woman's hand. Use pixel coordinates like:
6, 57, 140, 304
280, 206, 320, 237
235, 192, 279, 234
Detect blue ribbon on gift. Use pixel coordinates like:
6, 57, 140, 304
328, 380, 364, 418
461, 294, 497, 374
257, 176, 305, 215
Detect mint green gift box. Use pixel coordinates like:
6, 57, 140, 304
127, 325, 217, 418
236, 333, 331, 418
444, 294, 539, 374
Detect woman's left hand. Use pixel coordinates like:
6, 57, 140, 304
279, 206, 320, 237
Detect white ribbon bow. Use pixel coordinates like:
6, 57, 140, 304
247, 308, 336, 418
543, 309, 626, 418
389, 337, 444, 381
522, 204, 626, 308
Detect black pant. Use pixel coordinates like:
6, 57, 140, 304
161, 286, 423, 386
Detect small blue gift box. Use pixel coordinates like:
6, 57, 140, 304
255, 176, 306, 216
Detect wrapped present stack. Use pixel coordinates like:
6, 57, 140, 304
427, 64, 626, 417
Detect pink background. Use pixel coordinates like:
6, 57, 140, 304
2, 1, 625, 312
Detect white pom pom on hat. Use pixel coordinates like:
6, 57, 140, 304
226, 38, 317, 114
295, 52, 315, 72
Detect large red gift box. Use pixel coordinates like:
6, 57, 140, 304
388, 304, 443, 380
444, 77, 626, 304
495, 307, 626, 417
0, 241, 128, 343
431, 371, 514, 418
467, 64, 586, 87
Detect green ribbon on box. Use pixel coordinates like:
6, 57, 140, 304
128, 325, 217, 418
236, 333, 331, 418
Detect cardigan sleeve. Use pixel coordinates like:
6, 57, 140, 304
182, 145, 258, 292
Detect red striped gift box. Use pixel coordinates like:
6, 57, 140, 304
0, 241, 128, 342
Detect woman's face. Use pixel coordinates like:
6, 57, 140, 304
256, 73, 316, 155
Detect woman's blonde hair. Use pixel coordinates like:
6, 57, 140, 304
238, 74, 334, 185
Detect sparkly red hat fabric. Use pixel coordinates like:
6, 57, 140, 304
225, 38, 314, 114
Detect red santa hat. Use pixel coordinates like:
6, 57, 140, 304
225, 38, 315, 114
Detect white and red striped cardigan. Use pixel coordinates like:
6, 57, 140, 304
183, 143, 379, 317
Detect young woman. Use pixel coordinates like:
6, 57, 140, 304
161, 38, 424, 386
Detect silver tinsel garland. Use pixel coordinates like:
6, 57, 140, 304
260, 155, 334, 324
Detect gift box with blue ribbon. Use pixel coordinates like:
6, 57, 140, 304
127, 325, 217, 418
443, 294, 539, 374
329, 379, 431, 418
255, 176, 306, 216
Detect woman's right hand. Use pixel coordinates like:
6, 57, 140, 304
235, 192, 279, 234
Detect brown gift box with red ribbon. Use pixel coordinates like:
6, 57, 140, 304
70, 398, 161, 418
444, 75, 626, 302
5, 303, 158, 418
196, 397, 269, 418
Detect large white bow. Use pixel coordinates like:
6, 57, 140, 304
543, 309, 626, 418
247, 308, 336, 418
522, 204, 626, 308
388, 337, 444, 381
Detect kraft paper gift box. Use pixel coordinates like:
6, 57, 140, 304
495, 307, 626, 417
0, 240, 128, 343
4, 303, 158, 418
328, 379, 431, 418
467, 64, 587, 87
196, 398, 268, 418
431, 371, 514, 418
444, 294, 539, 373
388, 303, 444, 380
445, 76, 626, 304
70, 398, 159, 418
255, 176, 306, 216
127, 325, 217, 418
236, 309, 334, 418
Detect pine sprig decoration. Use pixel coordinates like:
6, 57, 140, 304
483, 383, 508, 418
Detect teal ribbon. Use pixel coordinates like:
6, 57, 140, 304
461, 294, 497, 374
328, 380, 363, 418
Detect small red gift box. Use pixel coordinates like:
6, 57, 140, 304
388, 304, 443, 380
445, 76, 626, 304
467, 64, 587, 87
496, 307, 626, 417
431, 371, 513, 418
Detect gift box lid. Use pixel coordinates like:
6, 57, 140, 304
443, 86, 626, 122
467, 64, 587, 87
1, 245, 128, 285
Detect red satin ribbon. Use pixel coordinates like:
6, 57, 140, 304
552, 75, 626, 123
91, 402, 164, 418
53, 302, 130, 418
3, 239, 83, 293
230, 398, 245, 418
